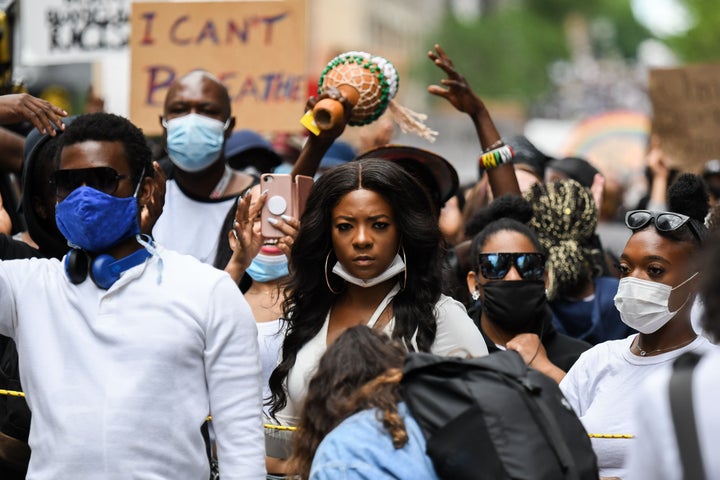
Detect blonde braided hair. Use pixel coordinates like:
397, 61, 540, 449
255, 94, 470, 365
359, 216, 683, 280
524, 179, 599, 300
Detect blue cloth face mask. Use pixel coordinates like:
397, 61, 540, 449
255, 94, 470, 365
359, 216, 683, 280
164, 113, 229, 172
56, 185, 141, 253
246, 252, 289, 283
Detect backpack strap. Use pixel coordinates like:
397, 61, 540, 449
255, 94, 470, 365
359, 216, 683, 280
201, 420, 220, 480
669, 351, 705, 480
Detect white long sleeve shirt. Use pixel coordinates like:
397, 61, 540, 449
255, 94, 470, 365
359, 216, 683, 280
0, 246, 265, 479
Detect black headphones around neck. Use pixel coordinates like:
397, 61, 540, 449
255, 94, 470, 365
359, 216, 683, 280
64, 247, 152, 289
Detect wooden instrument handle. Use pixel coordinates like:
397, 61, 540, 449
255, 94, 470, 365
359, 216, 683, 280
312, 85, 360, 130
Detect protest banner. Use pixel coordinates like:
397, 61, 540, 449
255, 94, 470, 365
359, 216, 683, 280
649, 64, 720, 173
130, 1, 308, 135
19, 0, 129, 65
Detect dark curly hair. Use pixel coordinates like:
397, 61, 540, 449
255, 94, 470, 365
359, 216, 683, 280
465, 194, 536, 246
287, 326, 406, 479
630, 173, 709, 246
269, 158, 443, 417
466, 195, 541, 273
57, 113, 154, 186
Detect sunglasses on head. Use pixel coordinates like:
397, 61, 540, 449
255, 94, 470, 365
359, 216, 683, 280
478, 252, 546, 281
624, 210, 703, 242
52, 167, 131, 199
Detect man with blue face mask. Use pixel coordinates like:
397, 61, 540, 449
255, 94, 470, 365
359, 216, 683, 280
0, 113, 266, 479
153, 70, 258, 264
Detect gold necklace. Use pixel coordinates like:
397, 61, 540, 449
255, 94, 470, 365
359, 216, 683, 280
632, 336, 696, 357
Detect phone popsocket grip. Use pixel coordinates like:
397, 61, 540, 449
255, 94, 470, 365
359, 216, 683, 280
268, 195, 287, 215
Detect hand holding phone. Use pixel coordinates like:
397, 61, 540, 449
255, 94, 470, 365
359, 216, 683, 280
260, 174, 313, 238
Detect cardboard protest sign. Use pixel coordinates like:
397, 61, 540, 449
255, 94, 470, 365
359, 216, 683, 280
19, 0, 129, 65
649, 64, 720, 173
130, 1, 307, 135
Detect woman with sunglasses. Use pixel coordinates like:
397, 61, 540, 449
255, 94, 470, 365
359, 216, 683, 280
466, 195, 590, 383
560, 174, 716, 480
266, 159, 487, 463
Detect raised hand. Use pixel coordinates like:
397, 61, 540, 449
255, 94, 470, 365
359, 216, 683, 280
646, 135, 669, 180
293, 86, 355, 178
0, 93, 67, 135
427, 43, 520, 196
590, 173, 605, 213
140, 161, 167, 235
427, 44, 485, 117
225, 190, 267, 282
307, 85, 355, 140
269, 214, 300, 259
0, 191, 12, 236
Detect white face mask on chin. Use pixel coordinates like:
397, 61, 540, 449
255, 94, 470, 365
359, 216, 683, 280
613, 273, 698, 334
332, 254, 405, 288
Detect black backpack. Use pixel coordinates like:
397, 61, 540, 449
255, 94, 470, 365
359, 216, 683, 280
401, 350, 598, 480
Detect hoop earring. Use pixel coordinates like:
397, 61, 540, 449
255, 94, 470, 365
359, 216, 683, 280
325, 251, 343, 294
399, 244, 407, 291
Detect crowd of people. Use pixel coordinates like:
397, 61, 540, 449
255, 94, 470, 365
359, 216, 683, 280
0, 42, 717, 480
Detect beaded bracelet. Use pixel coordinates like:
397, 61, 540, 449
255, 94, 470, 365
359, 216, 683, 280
478, 145, 515, 170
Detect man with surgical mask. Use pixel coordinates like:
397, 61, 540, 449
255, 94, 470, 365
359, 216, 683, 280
153, 70, 258, 264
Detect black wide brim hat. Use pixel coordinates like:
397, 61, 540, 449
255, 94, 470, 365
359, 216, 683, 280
356, 145, 459, 209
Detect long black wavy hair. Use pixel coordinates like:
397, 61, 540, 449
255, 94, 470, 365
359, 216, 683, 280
269, 158, 443, 417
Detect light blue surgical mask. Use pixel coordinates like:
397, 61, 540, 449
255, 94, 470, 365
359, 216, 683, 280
246, 252, 289, 283
163, 113, 229, 172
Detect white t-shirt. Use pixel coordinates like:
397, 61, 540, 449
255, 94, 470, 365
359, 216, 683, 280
560, 334, 716, 479
625, 349, 720, 479
152, 179, 236, 264
0, 247, 266, 479
256, 318, 286, 416
276, 286, 488, 425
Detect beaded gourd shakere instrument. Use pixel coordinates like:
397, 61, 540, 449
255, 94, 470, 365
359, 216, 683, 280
311, 51, 437, 142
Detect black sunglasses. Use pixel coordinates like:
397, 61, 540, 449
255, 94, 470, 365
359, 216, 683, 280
625, 210, 703, 242
52, 167, 130, 199
478, 252, 546, 281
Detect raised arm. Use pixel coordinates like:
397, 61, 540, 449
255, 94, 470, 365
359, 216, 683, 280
290, 87, 354, 179
645, 135, 669, 211
0, 127, 25, 174
427, 44, 520, 197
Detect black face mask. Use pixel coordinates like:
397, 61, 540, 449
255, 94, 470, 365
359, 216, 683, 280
481, 280, 547, 334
